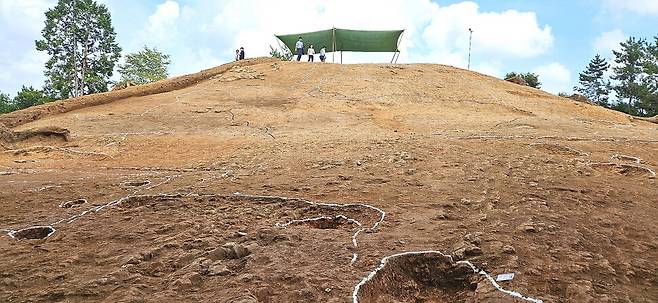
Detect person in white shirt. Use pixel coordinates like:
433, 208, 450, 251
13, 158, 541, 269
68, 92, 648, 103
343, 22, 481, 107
319, 46, 326, 62
295, 37, 304, 61
307, 44, 315, 62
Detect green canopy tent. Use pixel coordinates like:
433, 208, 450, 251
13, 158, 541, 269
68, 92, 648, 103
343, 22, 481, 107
275, 28, 404, 63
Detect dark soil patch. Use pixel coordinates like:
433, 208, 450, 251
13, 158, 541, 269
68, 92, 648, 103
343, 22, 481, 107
10, 226, 56, 240
355, 252, 479, 303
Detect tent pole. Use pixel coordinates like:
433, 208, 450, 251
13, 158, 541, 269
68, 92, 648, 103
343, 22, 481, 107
394, 30, 404, 64
341, 51, 343, 64
332, 27, 336, 63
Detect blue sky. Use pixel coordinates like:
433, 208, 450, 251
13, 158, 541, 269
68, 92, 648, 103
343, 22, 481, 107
1, 0, 658, 96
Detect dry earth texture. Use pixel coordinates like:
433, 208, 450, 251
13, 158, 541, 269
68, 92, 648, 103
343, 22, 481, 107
0, 58, 657, 303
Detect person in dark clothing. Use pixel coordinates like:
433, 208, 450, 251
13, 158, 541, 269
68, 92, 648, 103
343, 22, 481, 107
307, 44, 315, 62
295, 37, 303, 61
239, 47, 245, 60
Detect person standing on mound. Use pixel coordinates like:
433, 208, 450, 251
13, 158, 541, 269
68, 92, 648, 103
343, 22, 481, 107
295, 37, 304, 61
235, 49, 240, 61
239, 47, 245, 60
319, 46, 326, 62
307, 44, 315, 62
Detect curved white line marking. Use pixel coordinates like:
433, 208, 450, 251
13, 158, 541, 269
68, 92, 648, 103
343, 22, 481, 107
233, 192, 386, 264
352, 250, 543, 303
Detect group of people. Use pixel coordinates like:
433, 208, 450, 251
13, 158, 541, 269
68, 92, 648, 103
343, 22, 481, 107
235, 47, 245, 61
234, 36, 328, 63
295, 37, 326, 62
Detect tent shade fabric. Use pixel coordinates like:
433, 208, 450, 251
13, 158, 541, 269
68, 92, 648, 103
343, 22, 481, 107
334, 29, 403, 52
276, 28, 403, 53
276, 29, 336, 53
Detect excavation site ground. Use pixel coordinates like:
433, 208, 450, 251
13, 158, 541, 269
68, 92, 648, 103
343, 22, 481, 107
0, 58, 657, 302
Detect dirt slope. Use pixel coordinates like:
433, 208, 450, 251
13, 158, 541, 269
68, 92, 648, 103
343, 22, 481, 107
0, 58, 657, 303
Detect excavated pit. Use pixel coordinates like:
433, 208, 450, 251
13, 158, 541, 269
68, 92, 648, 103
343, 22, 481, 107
355, 252, 479, 303
121, 180, 151, 187
590, 162, 656, 178
9, 226, 56, 240
303, 216, 357, 229
117, 194, 183, 209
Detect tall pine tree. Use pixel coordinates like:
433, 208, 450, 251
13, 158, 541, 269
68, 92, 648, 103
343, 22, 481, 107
35, 0, 121, 99
611, 37, 645, 114
637, 36, 658, 116
574, 54, 611, 106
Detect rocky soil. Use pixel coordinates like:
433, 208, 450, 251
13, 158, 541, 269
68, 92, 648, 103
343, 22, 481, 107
1, 58, 656, 302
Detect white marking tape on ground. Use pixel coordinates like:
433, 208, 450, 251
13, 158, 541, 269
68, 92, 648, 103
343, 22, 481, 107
276, 214, 363, 263
275, 214, 362, 228
611, 153, 641, 164
528, 142, 589, 156
588, 162, 656, 178
233, 192, 385, 264
6, 225, 56, 240
58, 198, 87, 208
48, 175, 178, 226
352, 250, 544, 303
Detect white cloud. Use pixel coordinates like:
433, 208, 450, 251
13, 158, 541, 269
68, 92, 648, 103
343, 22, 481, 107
186, 0, 553, 70
533, 62, 572, 94
0, 0, 557, 95
420, 2, 553, 63
0, 0, 54, 32
0, 0, 53, 95
140, 0, 181, 44
604, 0, 658, 15
593, 29, 625, 57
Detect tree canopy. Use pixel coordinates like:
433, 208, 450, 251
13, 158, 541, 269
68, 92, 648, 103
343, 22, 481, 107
0, 92, 12, 114
118, 46, 171, 85
13, 86, 53, 110
574, 54, 611, 106
505, 72, 541, 88
35, 0, 121, 99
606, 36, 658, 116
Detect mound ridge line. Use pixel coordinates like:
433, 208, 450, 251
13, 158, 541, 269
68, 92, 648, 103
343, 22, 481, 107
0, 57, 278, 129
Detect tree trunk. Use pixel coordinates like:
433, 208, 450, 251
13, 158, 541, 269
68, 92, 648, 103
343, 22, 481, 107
628, 96, 634, 114
72, 33, 79, 98
81, 41, 88, 96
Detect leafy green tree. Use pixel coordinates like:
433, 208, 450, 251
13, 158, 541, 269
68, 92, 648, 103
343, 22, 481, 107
35, 0, 121, 99
118, 46, 171, 85
574, 54, 611, 106
13, 86, 53, 110
269, 45, 293, 61
523, 73, 541, 89
0, 92, 13, 113
611, 37, 646, 114
505, 72, 541, 88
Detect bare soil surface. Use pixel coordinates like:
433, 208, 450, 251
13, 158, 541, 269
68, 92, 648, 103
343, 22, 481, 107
1, 58, 657, 303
